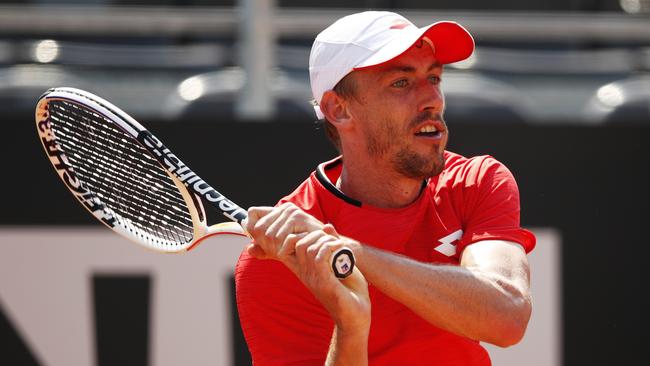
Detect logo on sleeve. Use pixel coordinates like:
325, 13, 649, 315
434, 229, 463, 256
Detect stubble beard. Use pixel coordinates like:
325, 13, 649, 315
392, 147, 445, 180
364, 112, 447, 180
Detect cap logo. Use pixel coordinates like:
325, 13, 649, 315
389, 21, 409, 30
421, 36, 436, 54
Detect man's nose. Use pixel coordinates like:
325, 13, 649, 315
416, 80, 444, 113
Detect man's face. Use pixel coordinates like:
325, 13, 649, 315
345, 40, 448, 180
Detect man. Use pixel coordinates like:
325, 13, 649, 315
236, 11, 536, 365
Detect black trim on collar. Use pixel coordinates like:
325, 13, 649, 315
315, 159, 362, 207
419, 179, 428, 196
315, 158, 429, 208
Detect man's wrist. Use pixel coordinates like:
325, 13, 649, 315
325, 325, 369, 366
335, 321, 370, 339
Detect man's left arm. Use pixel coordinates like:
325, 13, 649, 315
346, 238, 531, 347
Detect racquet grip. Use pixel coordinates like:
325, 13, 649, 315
332, 248, 355, 279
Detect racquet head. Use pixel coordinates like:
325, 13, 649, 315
35, 87, 242, 253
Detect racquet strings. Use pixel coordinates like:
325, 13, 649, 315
47, 99, 195, 247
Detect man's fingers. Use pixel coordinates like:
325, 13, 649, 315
246, 206, 288, 259
245, 205, 349, 280
322, 223, 339, 236
264, 205, 296, 241
278, 232, 307, 258
246, 243, 267, 259
254, 207, 284, 234
294, 230, 323, 269
245, 206, 274, 233
296, 232, 351, 279
314, 240, 338, 264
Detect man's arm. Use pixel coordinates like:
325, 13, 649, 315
325, 323, 369, 366
245, 209, 371, 365
245, 203, 531, 348
349, 238, 532, 347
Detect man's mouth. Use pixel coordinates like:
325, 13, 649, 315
414, 124, 442, 138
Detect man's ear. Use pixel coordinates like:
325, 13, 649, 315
320, 90, 353, 126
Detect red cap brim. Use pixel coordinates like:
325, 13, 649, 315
422, 21, 475, 64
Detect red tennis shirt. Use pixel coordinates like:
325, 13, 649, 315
235, 151, 536, 365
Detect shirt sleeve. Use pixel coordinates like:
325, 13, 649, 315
455, 156, 536, 255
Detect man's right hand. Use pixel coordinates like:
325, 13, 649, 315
244, 204, 370, 329
244, 204, 370, 364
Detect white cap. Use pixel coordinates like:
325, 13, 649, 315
309, 11, 475, 119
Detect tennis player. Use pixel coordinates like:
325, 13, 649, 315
236, 11, 536, 365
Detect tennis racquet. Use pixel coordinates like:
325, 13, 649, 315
35, 87, 354, 278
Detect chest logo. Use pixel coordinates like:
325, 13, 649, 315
434, 229, 463, 256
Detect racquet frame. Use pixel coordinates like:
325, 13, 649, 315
36, 87, 246, 252
35, 87, 354, 278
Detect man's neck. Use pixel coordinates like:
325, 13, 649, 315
336, 158, 425, 209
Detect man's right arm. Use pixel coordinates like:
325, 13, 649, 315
245, 210, 371, 365
326, 324, 370, 366
282, 228, 371, 365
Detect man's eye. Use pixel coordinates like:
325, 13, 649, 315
392, 79, 408, 88
429, 75, 441, 84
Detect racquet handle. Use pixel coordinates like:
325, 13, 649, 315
332, 248, 355, 279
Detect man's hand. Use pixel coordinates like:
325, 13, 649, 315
244, 203, 369, 328
244, 204, 370, 364
294, 227, 370, 328
244, 202, 326, 269
289, 227, 371, 366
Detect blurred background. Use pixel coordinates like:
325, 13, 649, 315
0, 0, 648, 365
